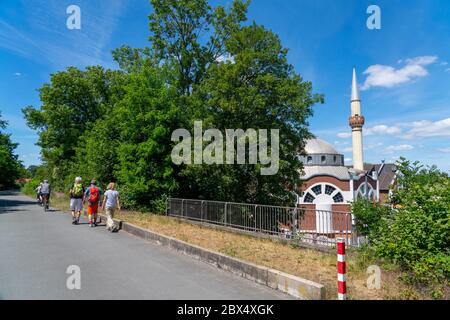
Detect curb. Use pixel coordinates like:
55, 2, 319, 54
109, 217, 325, 300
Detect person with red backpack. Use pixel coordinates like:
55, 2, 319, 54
83, 180, 103, 228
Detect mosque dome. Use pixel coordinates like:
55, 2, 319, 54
305, 139, 340, 155
300, 138, 345, 167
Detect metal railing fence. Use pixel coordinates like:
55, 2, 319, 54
167, 198, 362, 247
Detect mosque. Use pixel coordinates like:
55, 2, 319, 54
296, 68, 397, 214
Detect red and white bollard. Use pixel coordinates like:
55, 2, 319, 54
337, 238, 347, 300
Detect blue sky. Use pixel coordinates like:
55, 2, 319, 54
1, 0, 449, 170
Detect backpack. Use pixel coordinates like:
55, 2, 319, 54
72, 183, 84, 198
88, 187, 100, 205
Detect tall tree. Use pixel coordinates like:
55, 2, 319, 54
181, 24, 323, 205
0, 113, 23, 189
22, 66, 125, 186
112, 65, 182, 208
149, 0, 249, 95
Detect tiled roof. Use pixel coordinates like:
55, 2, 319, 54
301, 166, 351, 180
364, 163, 398, 191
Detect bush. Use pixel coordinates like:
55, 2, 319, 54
352, 198, 391, 237
150, 194, 169, 214
21, 178, 42, 196
353, 158, 450, 291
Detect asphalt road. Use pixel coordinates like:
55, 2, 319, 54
0, 192, 289, 300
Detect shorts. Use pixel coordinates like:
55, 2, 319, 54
70, 198, 83, 212
88, 204, 99, 215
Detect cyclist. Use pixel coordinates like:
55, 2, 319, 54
84, 180, 103, 228
35, 182, 43, 205
40, 180, 51, 210
69, 177, 85, 225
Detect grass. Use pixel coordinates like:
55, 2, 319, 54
43, 191, 430, 300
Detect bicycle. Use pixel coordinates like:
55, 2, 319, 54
41, 194, 50, 212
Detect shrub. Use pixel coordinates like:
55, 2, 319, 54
352, 198, 391, 237
353, 158, 450, 291
21, 178, 42, 196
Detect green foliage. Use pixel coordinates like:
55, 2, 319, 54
149, 0, 249, 94
181, 23, 322, 205
0, 113, 23, 189
22, 66, 126, 187
354, 158, 450, 289
22, 0, 321, 209
113, 67, 181, 208
21, 178, 42, 196
151, 194, 170, 214
351, 198, 391, 237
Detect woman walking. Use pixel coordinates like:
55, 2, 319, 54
102, 183, 121, 232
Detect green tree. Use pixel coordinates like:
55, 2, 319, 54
180, 24, 323, 205
377, 159, 449, 285
22, 66, 126, 188
149, 0, 249, 95
354, 158, 449, 291
112, 65, 182, 209
0, 113, 23, 189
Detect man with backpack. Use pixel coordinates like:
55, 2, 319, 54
84, 180, 103, 228
69, 177, 85, 225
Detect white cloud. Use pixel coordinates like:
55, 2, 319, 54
382, 144, 414, 154
0, 1, 129, 69
365, 125, 402, 136
337, 132, 352, 139
337, 125, 402, 139
441, 62, 448, 66
402, 118, 450, 139
446, 68, 450, 73
405, 56, 438, 65
362, 56, 438, 90
365, 142, 383, 150
437, 147, 450, 153
336, 118, 450, 140
14, 72, 21, 76
341, 147, 353, 153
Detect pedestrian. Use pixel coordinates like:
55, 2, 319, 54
101, 182, 121, 232
84, 180, 103, 228
69, 177, 85, 225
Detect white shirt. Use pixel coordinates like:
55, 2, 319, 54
104, 190, 119, 209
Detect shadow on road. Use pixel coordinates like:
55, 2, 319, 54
0, 198, 36, 214
0, 190, 21, 196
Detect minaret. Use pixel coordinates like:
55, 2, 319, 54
349, 68, 365, 171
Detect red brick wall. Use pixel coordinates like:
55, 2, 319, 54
300, 176, 350, 193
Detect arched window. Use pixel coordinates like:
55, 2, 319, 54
321, 156, 326, 164
357, 183, 375, 199
333, 193, 344, 203
301, 184, 345, 204
312, 185, 322, 195
325, 185, 336, 195
304, 193, 315, 203
307, 156, 313, 164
